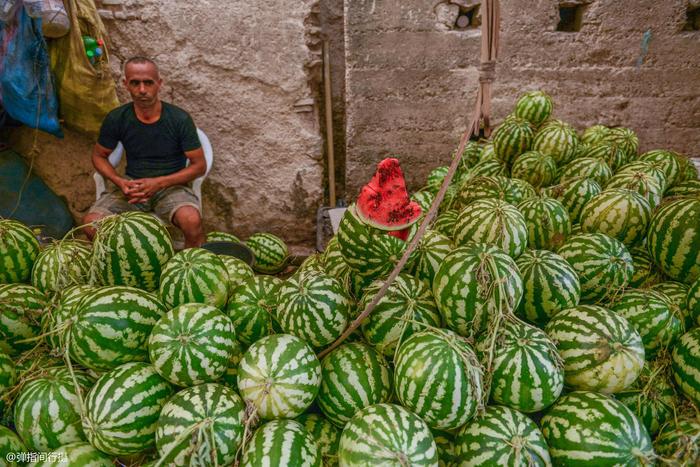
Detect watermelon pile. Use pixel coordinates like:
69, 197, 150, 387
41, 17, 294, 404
1, 89, 700, 466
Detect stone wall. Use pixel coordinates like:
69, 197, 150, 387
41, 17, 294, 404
5, 0, 326, 247
343, 0, 700, 196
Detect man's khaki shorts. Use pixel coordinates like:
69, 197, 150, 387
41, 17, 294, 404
89, 180, 200, 223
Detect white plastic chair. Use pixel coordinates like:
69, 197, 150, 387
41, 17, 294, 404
93, 128, 213, 249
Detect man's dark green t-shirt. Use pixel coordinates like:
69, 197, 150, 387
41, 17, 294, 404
97, 102, 201, 179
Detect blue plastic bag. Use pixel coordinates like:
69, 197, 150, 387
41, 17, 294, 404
0, 5, 63, 137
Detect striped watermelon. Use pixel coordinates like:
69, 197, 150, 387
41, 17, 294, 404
238, 334, 321, 419
155, 383, 245, 466
318, 342, 392, 427
688, 276, 700, 328
647, 198, 700, 284
410, 229, 452, 285
226, 275, 281, 346
514, 90, 553, 127
206, 231, 241, 243
0, 219, 39, 284
219, 255, 255, 294
466, 158, 507, 178
338, 403, 438, 466
411, 190, 435, 214
517, 196, 571, 251
30, 240, 91, 295
557, 233, 633, 303
0, 425, 25, 467
220, 338, 243, 389
241, 419, 320, 467
541, 391, 653, 466
43, 284, 95, 352
605, 170, 664, 208
298, 253, 329, 276
89, 212, 174, 291
653, 415, 700, 466
510, 150, 557, 188
671, 328, 700, 406
558, 157, 613, 186
82, 362, 175, 456
456, 175, 512, 209
492, 116, 534, 165
0, 351, 16, 415
434, 243, 523, 338
616, 359, 681, 436
296, 413, 340, 467
665, 179, 700, 199
321, 237, 354, 291
453, 198, 528, 258
13, 367, 92, 451
245, 232, 288, 274
545, 305, 644, 393
616, 160, 668, 191
457, 141, 484, 171
455, 405, 551, 466
277, 270, 352, 348
609, 289, 683, 358
69, 286, 166, 371
394, 329, 482, 430
579, 188, 652, 247
573, 141, 591, 160
581, 124, 610, 146
426, 166, 449, 192
583, 142, 627, 171
431, 428, 458, 467
508, 178, 537, 204
148, 303, 236, 386
337, 205, 416, 279
358, 273, 440, 358
158, 248, 229, 309
652, 281, 692, 330
0, 283, 48, 355
603, 127, 639, 161
480, 142, 497, 160
541, 177, 602, 224
531, 119, 580, 166
639, 150, 682, 188
479, 319, 563, 412
28, 442, 113, 466
677, 153, 699, 182
516, 249, 580, 326
432, 210, 459, 237
628, 243, 663, 288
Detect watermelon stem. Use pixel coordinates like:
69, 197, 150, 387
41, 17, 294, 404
234, 401, 260, 467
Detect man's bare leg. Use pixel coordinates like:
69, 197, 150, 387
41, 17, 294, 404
83, 212, 106, 240
172, 206, 204, 248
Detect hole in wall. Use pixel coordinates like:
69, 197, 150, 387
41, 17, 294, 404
454, 4, 481, 30
684, 5, 700, 31
556, 3, 585, 32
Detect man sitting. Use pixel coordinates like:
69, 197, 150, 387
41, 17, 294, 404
83, 56, 206, 248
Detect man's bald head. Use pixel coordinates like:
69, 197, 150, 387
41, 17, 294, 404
124, 56, 160, 79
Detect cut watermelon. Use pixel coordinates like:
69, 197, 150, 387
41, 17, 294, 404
356, 158, 422, 232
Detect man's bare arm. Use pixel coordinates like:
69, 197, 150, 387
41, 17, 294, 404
92, 143, 131, 194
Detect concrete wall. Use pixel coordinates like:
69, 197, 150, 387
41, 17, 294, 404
344, 0, 700, 196
5, 0, 325, 247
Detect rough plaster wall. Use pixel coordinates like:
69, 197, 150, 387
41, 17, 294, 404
344, 0, 700, 196
6, 0, 325, 246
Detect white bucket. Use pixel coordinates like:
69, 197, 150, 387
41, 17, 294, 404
25, 0, 70, 38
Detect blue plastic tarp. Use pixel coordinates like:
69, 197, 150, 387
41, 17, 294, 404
0, 5, 62, 137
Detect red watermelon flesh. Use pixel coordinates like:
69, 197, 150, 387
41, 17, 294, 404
356, 158, 422, 231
